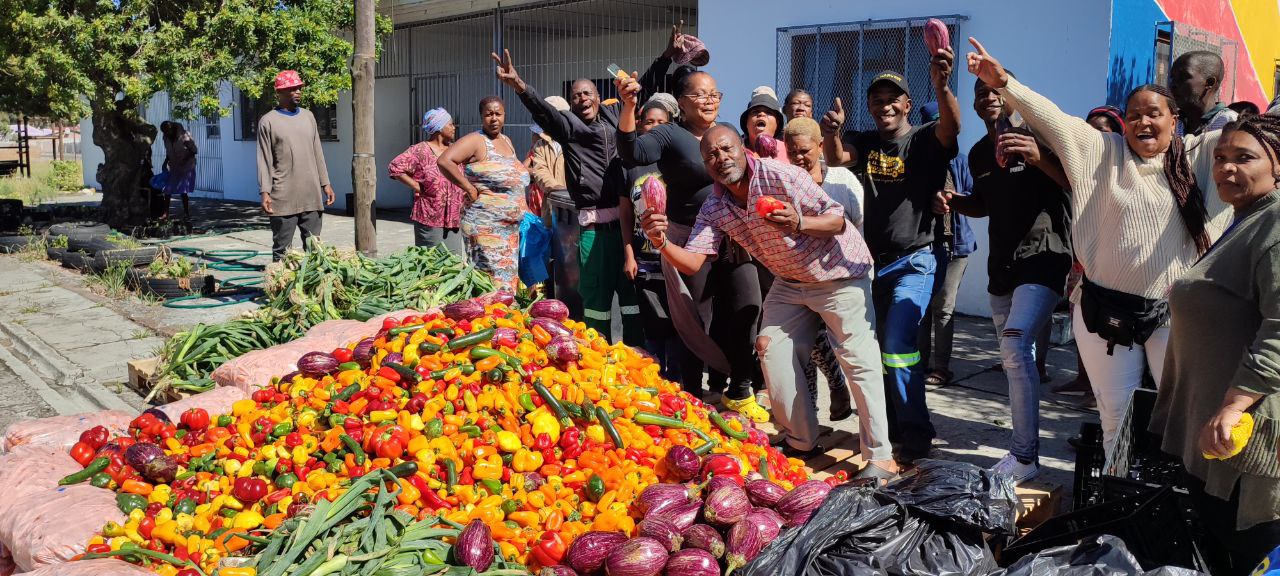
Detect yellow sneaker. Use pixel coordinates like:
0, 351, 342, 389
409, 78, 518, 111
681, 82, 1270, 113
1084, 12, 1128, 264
724, 395, 771, 424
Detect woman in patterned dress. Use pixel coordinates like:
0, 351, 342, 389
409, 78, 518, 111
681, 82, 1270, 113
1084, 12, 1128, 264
388, 107, 465, 253
161, 121, 197, 221
438, 96, 529, 289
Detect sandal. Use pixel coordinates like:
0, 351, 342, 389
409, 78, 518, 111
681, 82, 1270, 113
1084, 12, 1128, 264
924, 369, 952, 386
852, 462, 900, 488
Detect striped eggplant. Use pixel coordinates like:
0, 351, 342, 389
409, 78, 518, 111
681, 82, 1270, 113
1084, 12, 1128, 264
775, 480, 831, 527
924, 18, 950, 55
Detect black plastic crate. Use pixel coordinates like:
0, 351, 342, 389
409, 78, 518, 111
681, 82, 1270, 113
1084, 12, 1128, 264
1004, 484, 1206, 570
1072, 422, 1106, 510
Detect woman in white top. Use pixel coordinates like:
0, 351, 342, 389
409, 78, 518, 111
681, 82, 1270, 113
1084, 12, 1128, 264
783, 117, 867, 422
967, 38, 1230, 457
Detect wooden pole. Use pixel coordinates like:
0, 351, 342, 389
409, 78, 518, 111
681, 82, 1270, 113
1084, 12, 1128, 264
352, 0, 377, 256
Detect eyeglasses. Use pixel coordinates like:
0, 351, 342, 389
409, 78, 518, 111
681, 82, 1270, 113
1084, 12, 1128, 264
681, 92, 723, 104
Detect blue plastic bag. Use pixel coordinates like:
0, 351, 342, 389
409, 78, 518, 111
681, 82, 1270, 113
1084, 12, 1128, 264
519, 212, 551, 286
150, 170, 169, 190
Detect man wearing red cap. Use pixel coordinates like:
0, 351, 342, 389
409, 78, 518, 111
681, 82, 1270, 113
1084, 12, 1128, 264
257, 69, 335, 260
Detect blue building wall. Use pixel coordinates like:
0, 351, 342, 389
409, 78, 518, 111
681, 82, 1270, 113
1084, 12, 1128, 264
1107, 0, 1168, 107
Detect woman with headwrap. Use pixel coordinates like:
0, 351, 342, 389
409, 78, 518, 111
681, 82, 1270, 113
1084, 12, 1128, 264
389, 108, 465, 252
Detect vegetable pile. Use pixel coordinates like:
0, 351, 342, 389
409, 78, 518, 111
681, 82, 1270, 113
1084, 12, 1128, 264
156, 243, 499, 396
64, 294, 815, 575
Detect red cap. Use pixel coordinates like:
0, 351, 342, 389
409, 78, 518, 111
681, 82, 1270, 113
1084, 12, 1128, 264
274, 70, 304, 91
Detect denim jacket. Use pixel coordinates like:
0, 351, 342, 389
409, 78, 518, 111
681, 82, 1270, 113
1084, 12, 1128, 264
949, 154, 978, 257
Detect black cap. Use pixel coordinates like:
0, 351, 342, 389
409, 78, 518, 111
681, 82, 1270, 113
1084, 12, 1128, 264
867, 70, 909, 97
739, 87, 785, 138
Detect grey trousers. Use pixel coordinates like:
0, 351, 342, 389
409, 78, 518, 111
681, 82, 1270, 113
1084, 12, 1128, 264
758, 276, 891, 461
414, 222, 465, 255
921, 254, 969, 371
270, 211, 322, 261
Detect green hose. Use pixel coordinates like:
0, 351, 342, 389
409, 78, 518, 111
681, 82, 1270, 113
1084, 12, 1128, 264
157, 248, 270, 308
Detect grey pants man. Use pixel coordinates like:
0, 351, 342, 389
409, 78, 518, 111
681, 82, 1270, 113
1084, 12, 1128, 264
920, 254, 969, 373
414, 223, 465, 254
757, 275, 891, 461
270, 211, 322, 261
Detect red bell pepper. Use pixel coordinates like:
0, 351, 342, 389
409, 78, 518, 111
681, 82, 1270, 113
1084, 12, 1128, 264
531, 530, 567, 567
78, 426, 110, 450
534, 433, 553, 451
138, 516, 155, 539
367, 424, 408, 459
331, 347, 354, 363
702, 454, 741, 479
179, 408, 210, 431
232, 477, 268, 503
69, 441, 96, 467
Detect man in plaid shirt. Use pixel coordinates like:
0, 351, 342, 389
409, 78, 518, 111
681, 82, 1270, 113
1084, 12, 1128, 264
641, 125, 899, 483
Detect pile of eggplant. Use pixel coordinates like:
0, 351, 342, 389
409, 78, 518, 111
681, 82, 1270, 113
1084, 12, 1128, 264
541, 448, 832, 576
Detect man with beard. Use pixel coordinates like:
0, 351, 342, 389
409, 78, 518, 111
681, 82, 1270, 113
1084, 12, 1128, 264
821, 49, 961, 463
640, 125, 898, 483
257, 69, 335, 261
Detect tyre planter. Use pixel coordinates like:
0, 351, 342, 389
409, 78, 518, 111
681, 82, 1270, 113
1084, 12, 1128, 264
132, 271, 215, 299
0, 235, 36, 254
60, 250, 98, 272
46, 246, 67, 262
93, 245, 165, 269
66, 236, 119, 255
48, 221, 110, 241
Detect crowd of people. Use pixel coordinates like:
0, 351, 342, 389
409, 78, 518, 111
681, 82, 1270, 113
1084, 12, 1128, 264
250, 24, 1280, 575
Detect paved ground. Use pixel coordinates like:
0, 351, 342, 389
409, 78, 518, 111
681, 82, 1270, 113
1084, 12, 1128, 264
1, 194, 1097, 501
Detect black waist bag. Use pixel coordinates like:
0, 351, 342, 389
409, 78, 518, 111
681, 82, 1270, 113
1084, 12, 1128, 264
1079, 277, 1168, 355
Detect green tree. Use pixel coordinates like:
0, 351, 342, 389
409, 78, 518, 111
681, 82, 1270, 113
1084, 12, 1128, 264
0, 0, 388, 227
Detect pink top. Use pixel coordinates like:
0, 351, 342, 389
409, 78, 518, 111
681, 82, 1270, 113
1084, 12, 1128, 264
388, 142, 465, 228
685, 156, 873, 282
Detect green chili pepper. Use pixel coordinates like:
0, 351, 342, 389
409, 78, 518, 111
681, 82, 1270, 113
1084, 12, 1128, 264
422, 549, 446, 565
328, 413, 348, 428
518, 393, 536, 412
595, 406, 625, 450
459, 425, 482, 438
340, 433, 366, 465
446, 328, 496, 351
387, 323, 426, 337
444, 459, 457, 493
59, 457, 110, 485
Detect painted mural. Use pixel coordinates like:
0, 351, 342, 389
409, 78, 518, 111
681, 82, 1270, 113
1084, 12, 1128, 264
1109, 0, 1278, 108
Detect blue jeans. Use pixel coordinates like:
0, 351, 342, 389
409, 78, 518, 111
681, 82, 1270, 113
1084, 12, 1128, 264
872, 248, 936, 455
989, 283, 1059, 462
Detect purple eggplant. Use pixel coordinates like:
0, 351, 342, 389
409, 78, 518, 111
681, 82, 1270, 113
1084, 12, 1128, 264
663, 549, 719, 576
566, 531, 629, 574
141, 408, 171, 424
605, 537, 668, 576
545, 335, 581, 364
665, 446, 701, 482
491, 327, 520, 346
704, 475, 741, 495
455, 520, 495, 571
646, 500, 702, 531
703, 483, 751, 526
725, 509, 782, 574
530, 299, 570, 321
382, 352, 404, 366
478, 290, 516, 307
297, 351, 339, 377
638, 517, 683, 552
745, 479, 787, 508
531, 316, 574, 338
775, 480, 831, 527
540, 567, 579, 576
637, 483, 697, 516
124, 442, 164, 471
680, 524, 724, 558
443, 299, 486, 322
142, 453, 178, 484
751, 507, 785, 534
353, 337, 376, 366
277, 371, 301, 384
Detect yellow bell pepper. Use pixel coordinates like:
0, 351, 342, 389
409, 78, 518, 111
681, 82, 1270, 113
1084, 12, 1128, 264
148, 483, 172, 505
259, 445, 278, 460
512, 449, 544, 473
529, 411, 561, 443
586, 425, 606, 444
231, 399, 256, 417
397, 478, 422, 506
231, 510, 264, 530
495, 430, 521, 453
474, 454, 504, 480
297, 409, 318, 429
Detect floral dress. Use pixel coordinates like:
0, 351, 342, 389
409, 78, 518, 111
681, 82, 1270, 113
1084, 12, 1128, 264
462, 134, 529, 289
387, 142, 464, 229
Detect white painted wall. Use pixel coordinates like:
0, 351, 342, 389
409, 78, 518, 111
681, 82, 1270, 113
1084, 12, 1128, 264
698, 0, 1113, 317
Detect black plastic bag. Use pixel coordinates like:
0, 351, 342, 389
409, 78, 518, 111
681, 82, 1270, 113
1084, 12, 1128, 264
996, 535, 1208, 576
740, 484, 903, 576
881, 459, 1021, 534
815, 515, 996, 576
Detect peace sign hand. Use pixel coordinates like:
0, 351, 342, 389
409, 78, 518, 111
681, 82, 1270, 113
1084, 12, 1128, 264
490, 49, 526, 93
663, 19, 686, 59
821, 97, 845, 136
966, 37, 1009, 89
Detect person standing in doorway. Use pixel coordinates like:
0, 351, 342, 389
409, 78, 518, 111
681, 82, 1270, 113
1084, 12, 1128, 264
257, 69, 335, 261
388, 107, 465, 253
822, 50, 962, 463
161, 121, 197, 222
1171, 51, 1238, 137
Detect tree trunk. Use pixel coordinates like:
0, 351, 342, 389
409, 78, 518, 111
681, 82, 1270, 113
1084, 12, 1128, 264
351, 0, 377, 256
93, 99, 157, 229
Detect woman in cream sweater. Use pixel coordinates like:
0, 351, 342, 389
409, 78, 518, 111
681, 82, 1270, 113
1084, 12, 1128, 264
966, 37, 1231, 457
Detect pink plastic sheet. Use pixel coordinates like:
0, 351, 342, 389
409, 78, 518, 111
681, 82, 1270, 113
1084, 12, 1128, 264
15, 557, 153, 575
0, 411, 132, 454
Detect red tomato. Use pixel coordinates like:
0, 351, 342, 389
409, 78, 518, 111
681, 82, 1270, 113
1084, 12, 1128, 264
331, 347, 354, 363
180, 408, 210, 431
69, 441, 95, 467
755, 196, 786, 218
78, 426, 110, 450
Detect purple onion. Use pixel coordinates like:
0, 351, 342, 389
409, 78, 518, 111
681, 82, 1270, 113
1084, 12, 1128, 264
680, 525, 725, 558
663, 548, 719, 576
703, 484, 751, 527
604, 537, 668, 576
665, 446, 701, 482
638, 517, 684, 552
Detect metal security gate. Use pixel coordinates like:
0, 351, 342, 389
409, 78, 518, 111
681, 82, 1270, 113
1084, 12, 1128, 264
1153, 21, 1240, 103
378, 0, 697, 157
777, 16, 966, 133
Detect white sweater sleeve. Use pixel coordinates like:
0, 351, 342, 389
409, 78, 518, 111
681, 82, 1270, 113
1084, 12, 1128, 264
998, 77, 1110, 209
1186, 128, 1232, 238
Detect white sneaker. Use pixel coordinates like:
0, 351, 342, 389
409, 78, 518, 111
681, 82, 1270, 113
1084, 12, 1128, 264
991, 453, 1040, 486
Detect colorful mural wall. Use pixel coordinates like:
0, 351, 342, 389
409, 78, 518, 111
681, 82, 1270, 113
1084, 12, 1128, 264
1109, 0, 1279, 108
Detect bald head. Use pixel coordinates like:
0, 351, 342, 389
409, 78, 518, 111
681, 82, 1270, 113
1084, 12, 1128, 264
700, 125, 748, 186
1170, 50, 1225, 114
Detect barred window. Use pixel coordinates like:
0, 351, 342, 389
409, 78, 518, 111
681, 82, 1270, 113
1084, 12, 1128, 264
236, 90, 338, 142
777, 16, 964, 132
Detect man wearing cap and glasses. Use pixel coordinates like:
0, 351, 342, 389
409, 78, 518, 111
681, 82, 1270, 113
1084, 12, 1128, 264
821, 48, 961, 464
256, 69, 335, 261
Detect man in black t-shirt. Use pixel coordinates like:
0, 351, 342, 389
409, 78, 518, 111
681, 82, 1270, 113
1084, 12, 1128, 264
821, 51, 961, 462
934, 76, 1072, 485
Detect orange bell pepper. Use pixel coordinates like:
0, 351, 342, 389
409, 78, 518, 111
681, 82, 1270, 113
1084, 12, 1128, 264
120, 479, 153, 496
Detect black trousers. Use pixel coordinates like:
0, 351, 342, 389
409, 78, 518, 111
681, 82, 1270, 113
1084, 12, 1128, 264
1185, 474, 1280, 575
270, 211, 322, 261
678, 258, 765, 399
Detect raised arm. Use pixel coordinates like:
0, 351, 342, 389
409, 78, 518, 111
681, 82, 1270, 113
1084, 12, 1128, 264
931, 47, 961, 150
437, 134, 483, 202
820, 98, 858, 167
615, 72, 668, 167
492, 50, 573, 144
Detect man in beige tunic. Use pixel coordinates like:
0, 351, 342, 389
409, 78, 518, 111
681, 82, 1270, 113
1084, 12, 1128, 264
257, 69, 335, 260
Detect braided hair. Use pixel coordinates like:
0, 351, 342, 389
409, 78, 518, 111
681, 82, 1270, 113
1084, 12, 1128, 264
1220, 113, 1280, 173
1127, 84, 1212, 254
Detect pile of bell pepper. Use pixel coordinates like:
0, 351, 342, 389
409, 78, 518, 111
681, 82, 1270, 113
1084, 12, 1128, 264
64, 299, 808, 574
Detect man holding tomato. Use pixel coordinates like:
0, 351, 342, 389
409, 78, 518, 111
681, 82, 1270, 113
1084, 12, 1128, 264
640, 125, 898, 482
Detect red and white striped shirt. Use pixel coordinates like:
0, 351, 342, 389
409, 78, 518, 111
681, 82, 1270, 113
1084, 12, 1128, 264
685, 156, 873, 282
